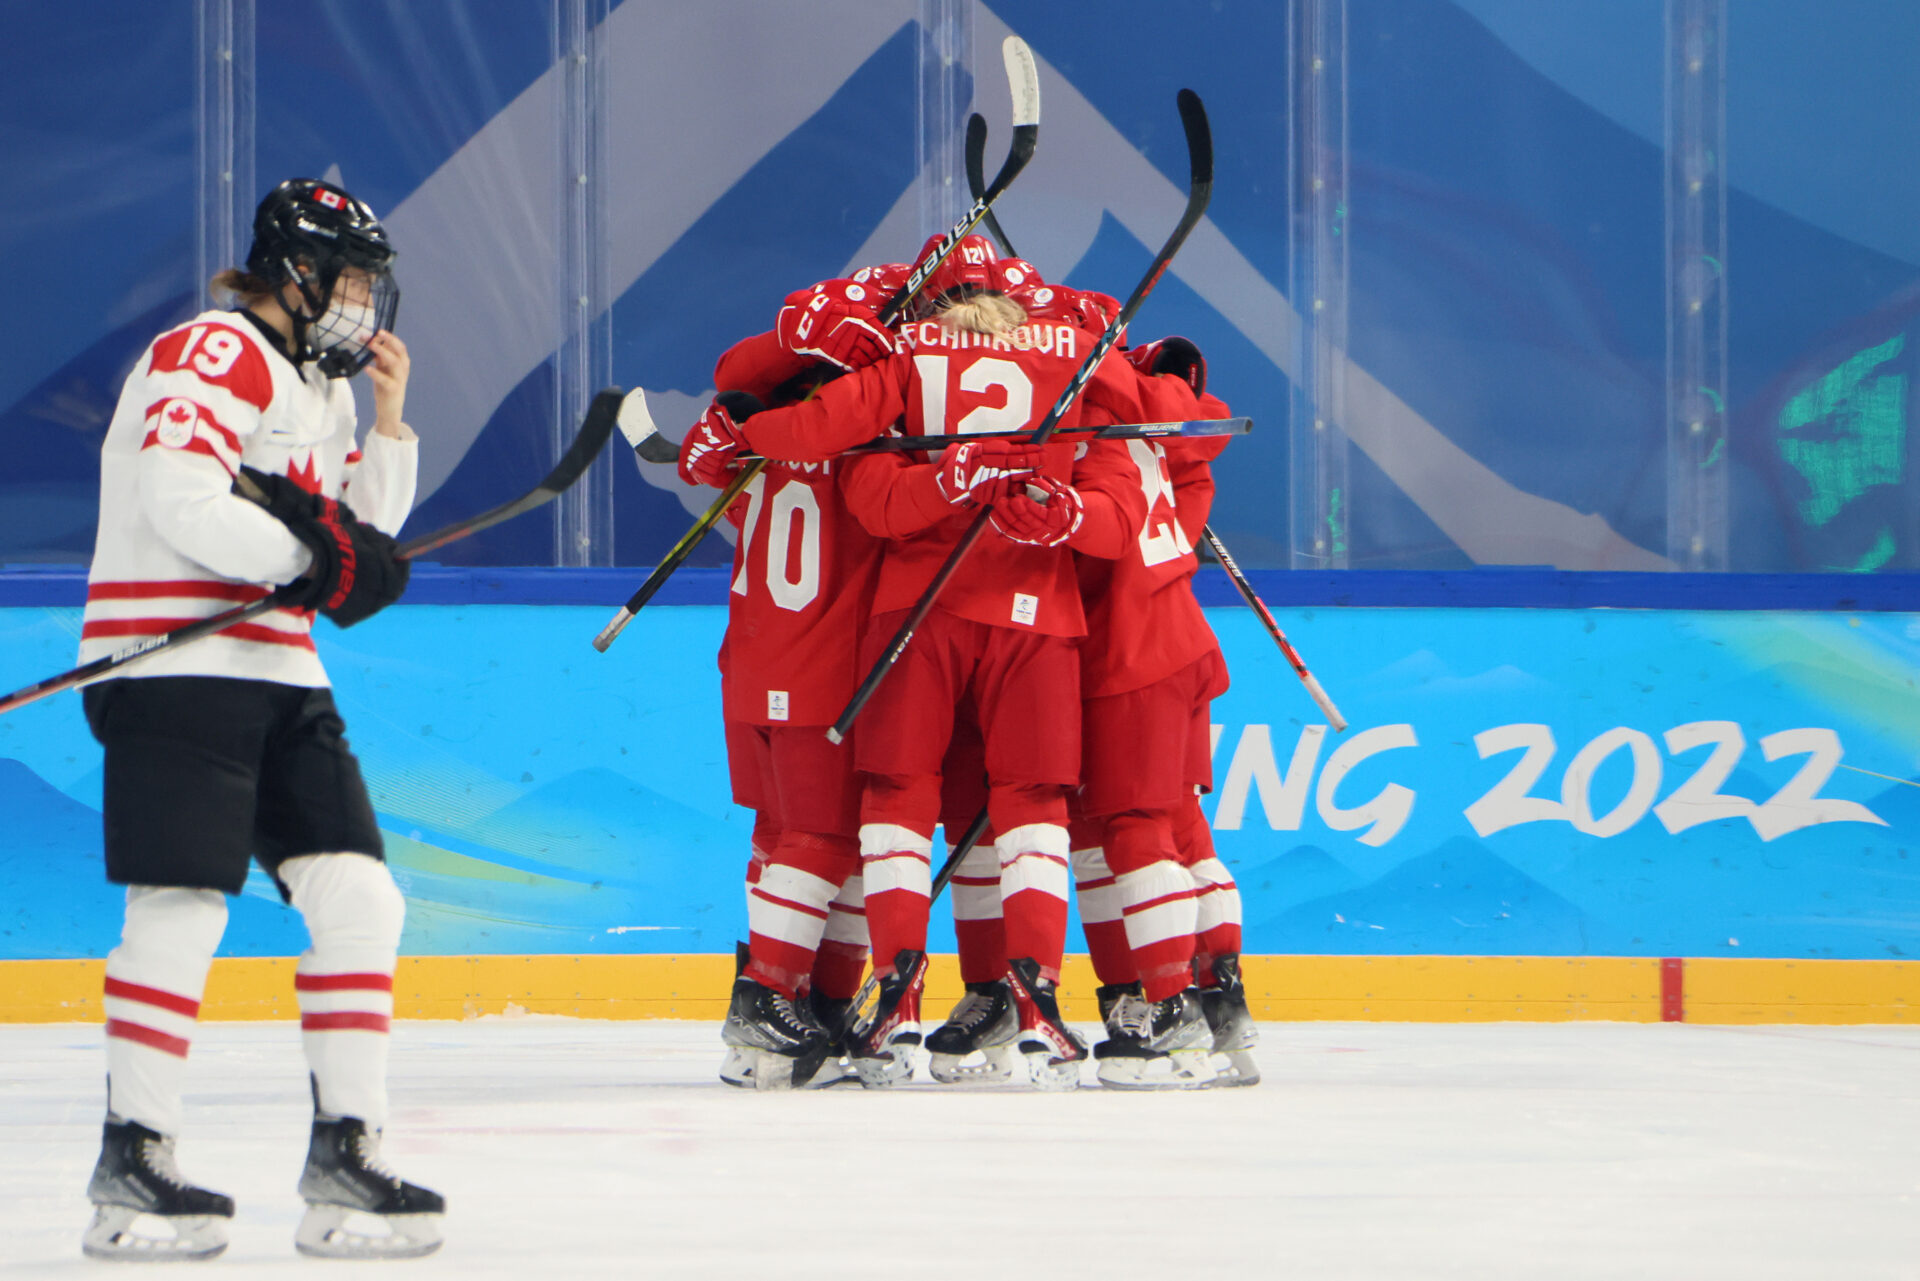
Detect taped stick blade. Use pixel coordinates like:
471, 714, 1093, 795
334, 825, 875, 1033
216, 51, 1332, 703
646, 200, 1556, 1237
1002, 35, 1039, 127
620, 389, 681, 465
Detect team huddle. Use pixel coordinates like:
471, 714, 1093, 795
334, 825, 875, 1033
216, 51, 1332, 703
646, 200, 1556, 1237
678, 233, 1258, 1092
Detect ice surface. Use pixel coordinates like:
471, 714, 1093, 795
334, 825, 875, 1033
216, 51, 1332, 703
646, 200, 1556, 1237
3, 1018, 1918, 1278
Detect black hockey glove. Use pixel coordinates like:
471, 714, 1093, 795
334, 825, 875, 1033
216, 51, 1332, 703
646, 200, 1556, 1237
1129, 335, 1207, 397
239, 467, 410, 628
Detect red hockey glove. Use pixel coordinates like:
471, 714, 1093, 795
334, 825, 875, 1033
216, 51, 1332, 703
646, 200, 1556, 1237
678, 392, 763, 489
990, 474, 1085, 548
777, 282, 895, 371
934, 438, 1041, 507
1125, 335, 1206, 396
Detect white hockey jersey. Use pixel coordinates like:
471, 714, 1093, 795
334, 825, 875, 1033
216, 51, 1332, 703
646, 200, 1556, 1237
79, 310, 418, 687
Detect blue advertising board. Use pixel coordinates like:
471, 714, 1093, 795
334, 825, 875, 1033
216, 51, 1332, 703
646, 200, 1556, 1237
3, 596, 1914, 963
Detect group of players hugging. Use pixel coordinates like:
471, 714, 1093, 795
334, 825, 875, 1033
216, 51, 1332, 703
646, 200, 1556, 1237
677, 232, 1259, 1095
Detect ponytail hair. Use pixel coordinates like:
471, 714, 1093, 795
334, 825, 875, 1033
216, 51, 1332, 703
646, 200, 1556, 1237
210, 267, 276, 305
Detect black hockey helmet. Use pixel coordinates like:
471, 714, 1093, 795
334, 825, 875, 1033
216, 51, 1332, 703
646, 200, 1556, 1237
245, 179, 399, 376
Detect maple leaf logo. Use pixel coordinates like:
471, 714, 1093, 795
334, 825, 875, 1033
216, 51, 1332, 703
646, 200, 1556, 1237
166, 403, 193, 424
286, 450, 323, 495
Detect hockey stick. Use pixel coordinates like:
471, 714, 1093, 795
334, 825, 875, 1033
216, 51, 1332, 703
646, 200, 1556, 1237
827, 89, 1214, 745
1200, 527, 1346, 730
971, 114, 1347, 734
747, 415, 1252, 461
591, 36, 1042, 654
965, 112, 1017, 264
0, 388, 625, 717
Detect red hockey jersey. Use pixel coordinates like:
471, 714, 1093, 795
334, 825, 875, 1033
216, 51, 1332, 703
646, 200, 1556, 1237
1075, 388, 1234, 697
741, 317, 1158, 637
710, 334, 884, 726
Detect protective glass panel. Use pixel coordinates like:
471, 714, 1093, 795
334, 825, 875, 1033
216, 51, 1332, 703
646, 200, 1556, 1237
5, 0, 1918, 575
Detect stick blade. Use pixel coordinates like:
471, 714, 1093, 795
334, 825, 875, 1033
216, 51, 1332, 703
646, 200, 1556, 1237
620, 388, 681, 465
1002, 35, 1039, 127
1177, 89, 1213, 190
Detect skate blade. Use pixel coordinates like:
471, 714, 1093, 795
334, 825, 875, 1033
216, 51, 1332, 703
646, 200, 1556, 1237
1020, 1048, 1084, 1092
1097, 1048, 1218, 1091
743, 1046, 852, 1091
927, 1043, 1016, 1085
852, 1038, 921, 1088
1208, 1049, 1262, 1088
83, 1205, 229, 1261
296, 1204, 443, 1260
719, 1044, 755, 1088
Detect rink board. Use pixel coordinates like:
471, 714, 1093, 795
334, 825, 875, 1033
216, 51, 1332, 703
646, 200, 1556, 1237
4, 590, 1920, 1021
2, 953, 1916, 1025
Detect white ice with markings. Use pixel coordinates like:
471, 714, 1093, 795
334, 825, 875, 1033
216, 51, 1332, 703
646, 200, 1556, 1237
2, 1018, 1917, 1278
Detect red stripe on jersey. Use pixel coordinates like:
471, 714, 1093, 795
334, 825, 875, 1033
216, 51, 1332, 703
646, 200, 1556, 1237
148, 322, 274, 411
1122, 888, 1197, 917
344, 449, 363, 465
301, 1011, 392, 1033
82, 618, 315, 651
1076, 875, 1117, 892
88, 580, 272, 604
951, 875, 1000, 887
106, 1019, 191, 1058
103, 977, 202, 1018
294, 972, 395, 993
826, 901, 867, 917
141, 399, 243, 457
747, 886, 831, 921
141, 430, 237, 474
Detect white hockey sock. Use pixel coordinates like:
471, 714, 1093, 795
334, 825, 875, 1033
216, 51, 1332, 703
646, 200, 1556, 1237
1071, 844, 1122, 931
995, 823, 1070, 973
1189, 856, 1244, 934
282, 853, 404, 1131
859, 823, 934, 964
1117, 861, 1200, 999
104, 886, 229, 1136
747, 863, 838, 993
949, 838, 1004, 931
822, 872, 869, 951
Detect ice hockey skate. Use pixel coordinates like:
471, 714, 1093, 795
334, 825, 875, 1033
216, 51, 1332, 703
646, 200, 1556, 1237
1006, 957, 1088, 1091
925, 979, 1019, 1084
1094, 987, 1217, 1090
295, 1111, 445, 1259
82, 1117, 234, 1261
719, 942, 756, 1087
848, 949, 928, 1088
718, 974, 842, 1090
1199, 954, 1261, 1086
807, 989, 860, 1080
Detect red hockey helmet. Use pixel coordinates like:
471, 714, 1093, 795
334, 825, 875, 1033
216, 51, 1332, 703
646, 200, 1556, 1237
909, 233, 1048, 315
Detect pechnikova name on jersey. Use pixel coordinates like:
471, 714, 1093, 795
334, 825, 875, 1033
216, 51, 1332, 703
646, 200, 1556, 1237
897, 321, 1080, 358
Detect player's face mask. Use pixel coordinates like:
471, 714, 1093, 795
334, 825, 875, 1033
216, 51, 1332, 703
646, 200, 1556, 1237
306, 266, 400, 378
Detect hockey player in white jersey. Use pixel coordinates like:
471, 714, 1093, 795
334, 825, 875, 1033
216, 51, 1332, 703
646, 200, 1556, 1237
78, 179, 443, 1261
